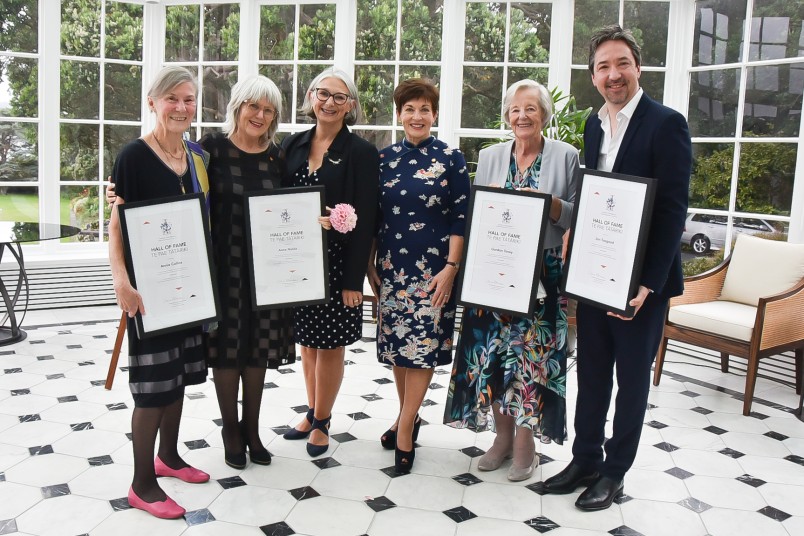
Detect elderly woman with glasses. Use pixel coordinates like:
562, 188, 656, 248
280, 68, 379, 457
444, 79, 579, 482
199, 75, 295, 470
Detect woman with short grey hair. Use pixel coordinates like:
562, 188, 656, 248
444, 78, 578, 482
201, 74, 295, 470
109, 65, 210, 519
281, 67, 379, 457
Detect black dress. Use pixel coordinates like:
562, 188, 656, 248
112, 139, 207, 408
200, 132, 295, 369
282, 125, 379, 350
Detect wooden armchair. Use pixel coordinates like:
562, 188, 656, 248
653, 235, 804, 416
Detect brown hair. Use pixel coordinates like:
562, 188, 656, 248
588, 24, 642, 73
393, 78, 440, 115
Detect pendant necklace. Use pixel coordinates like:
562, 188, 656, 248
153, 133, 187, 192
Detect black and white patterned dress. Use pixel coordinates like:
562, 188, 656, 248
289, 163, 362, 349
112, 139, 207, 408
201, 132, 295, 369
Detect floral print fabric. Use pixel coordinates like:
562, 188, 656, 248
443, 151, 568, 443
376, 137, 469, 368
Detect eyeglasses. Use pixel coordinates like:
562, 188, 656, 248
313, 88, 350, 105
243, 101, 276, 118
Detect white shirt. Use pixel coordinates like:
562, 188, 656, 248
596, 87, 644, 172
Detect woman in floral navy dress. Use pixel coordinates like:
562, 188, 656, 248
367, 78, 469, 473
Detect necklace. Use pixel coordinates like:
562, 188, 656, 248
153, 133, 185, 161
513, 149, 532, 189
152, 133, 187, 182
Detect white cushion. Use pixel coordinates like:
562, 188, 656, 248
668, 301, 756, 342
719, 235, 804, 306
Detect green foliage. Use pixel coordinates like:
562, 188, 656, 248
545, 88, 593, 153
682, 250, 725, 277
298, 5, 336, 61
691, 143, 796, 215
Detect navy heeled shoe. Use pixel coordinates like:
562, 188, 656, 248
306, 415, 331, 457
283, 408, 314, 440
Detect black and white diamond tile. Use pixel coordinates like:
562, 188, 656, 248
0, 308, 801, 535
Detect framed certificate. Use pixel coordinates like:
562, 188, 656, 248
561, 169, 657, 317
457, 186, 551, 317
245, 186, 329, 310
118, 193, 220, 338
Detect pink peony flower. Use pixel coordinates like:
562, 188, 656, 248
329, 203, 357, 233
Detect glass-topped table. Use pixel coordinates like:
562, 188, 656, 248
0, 222, 82, 345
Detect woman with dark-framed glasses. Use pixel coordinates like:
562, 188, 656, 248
280, 68, 379, 457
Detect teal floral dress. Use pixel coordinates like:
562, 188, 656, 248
443, 152, 568, 443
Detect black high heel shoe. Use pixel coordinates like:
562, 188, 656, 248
221, 428, 246, 469
283, 408, 314, 440
306, 415, 331, 457
380, 415, 422, 450
240, 421, 271, 466
394, 444, 415, 474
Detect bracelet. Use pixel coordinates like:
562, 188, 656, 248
445, 261, 459, 270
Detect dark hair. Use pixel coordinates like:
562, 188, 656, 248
588, 24, 642, 73
393, 78, 440, 115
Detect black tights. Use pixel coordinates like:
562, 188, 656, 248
213, 367, 268, 453
130, 394, 187, 502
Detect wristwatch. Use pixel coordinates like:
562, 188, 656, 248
445, 261, 460, 270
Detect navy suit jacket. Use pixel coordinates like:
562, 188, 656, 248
584, 93, 691, 299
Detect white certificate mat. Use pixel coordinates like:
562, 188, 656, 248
458, 186, 550, 317
562, 170, 656, 316
245, 187, 328, 309
118, 193, 219, 338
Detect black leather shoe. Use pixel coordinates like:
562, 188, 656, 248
575, 476, 624, 511
541, 462, 599, 494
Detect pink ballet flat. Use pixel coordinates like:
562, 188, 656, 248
154, 456, 210, 483
127, 487, 185, 519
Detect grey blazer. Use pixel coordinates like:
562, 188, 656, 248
474, 137, 580, 249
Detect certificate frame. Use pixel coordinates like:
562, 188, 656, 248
456, 185, 551, 317
118, 193, 220, 338
561, 169, 657, 317
244, 186, 329, 310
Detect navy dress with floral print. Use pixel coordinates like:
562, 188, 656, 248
376, 136, 469, 368
443, 152, 568, 444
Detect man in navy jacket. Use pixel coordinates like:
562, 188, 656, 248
542, 25, 691, 511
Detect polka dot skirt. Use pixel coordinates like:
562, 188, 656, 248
291, 164, 362, 349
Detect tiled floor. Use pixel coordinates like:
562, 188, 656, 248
0, 306, 802, 536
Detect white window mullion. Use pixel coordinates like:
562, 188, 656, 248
548, 0, 573, 95
141, 2, 165, 135
238, 0, 259, 79
39, 0, 60, 256
663, 0, 695, 115
438, 0, 466, 147
789, 105, 804, 243
334, 0, 356, 75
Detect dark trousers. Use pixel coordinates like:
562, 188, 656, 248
571, 294, 668, 480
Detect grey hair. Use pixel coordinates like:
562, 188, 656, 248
299, 67, 363, 126
502, 79, 553, 130
223, 75, 283, 146
147, 66, 197, 100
